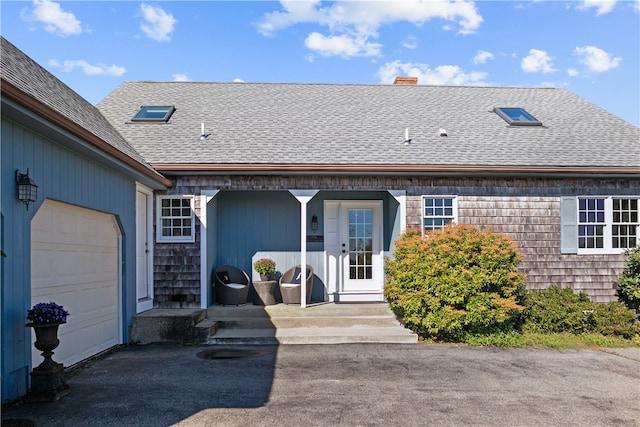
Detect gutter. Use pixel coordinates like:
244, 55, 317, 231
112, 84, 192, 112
151, 163, 640, 178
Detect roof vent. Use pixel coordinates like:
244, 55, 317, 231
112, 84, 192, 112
394, 76, 418, 85
439, 128, 448, 137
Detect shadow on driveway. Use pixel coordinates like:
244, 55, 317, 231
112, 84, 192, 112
3, 343, 640, 426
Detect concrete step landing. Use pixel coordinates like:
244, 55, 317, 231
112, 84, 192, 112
130, 303, 419, 345
204, 303, 419, 345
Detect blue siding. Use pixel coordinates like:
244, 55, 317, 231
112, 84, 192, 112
1, 117, 139, 403
210, 190, 401, 304
214, 191, 300, 276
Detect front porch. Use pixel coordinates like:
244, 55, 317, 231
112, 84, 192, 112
193, 189, 406, 309
130, 303, 418, 345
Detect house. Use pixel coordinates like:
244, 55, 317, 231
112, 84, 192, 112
96, 79, 639, 310
1, 37, 171, 403
2, 36, 639, 403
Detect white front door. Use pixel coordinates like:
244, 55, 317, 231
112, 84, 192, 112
325, 200, 384, 302
136, 187, 153, 312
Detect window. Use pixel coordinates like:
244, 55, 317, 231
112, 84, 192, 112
577, 197, 639, 253
422, 196, 457, 234
132, 106, 175, 122
156, 196, 195, 242
494, 107, 542, 126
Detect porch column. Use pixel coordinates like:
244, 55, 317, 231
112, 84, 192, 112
289, 190, 319, 308
200, 190, 220, 309
388, 190, 407, 233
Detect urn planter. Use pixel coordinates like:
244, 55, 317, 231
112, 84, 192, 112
26, 322, 71, 402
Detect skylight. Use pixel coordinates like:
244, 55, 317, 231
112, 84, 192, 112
131, 106, 175, 122
494, 107, 542, 126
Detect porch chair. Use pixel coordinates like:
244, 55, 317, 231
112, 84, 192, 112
214, 265, 250, 305
279, 264, 314, 305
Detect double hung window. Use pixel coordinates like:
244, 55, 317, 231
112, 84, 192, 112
422, 196, 457, 235
577, 197, 638, 253
156, 196, 195, 242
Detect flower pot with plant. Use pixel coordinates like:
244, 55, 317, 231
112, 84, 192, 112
26, 302, 69, 371
26, 301, 71, 401
254, 258, 276, 281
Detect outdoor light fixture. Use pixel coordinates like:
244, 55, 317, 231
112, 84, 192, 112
16, 168, 38, 210
311, 214, 319, 231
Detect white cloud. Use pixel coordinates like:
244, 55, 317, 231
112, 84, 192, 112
567, 68, 579, 77
576, 0, 617, 15
140, 3, 177, 42
233, 78, 245, 83
521, 49, 556, 73
473, 50, 494, 64
48, 59, 125, 76
26, 0, 82, 36
402, 36, 418, 50
574, 45, 622, 72
305, 32, 382, 57
257, 0, 482, 58
377, 60, 488, 86
172, 73, 190, 81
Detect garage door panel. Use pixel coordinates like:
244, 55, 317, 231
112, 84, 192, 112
31, 200, 121, 369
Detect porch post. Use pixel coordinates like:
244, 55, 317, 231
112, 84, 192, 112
200, 190, 220, 309
289, 190, 318, 308
388, 190, 407, 233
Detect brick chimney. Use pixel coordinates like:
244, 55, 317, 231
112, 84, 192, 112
393, 76, 418, 85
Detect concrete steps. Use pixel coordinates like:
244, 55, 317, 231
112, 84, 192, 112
203, 303, 419, 345
131, 303, 419, 345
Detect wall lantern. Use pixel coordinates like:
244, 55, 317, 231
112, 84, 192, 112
16, 168, 38, 210
311, 214, 319, 231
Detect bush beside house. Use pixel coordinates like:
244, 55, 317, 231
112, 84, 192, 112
385, 225, 640, 344
384, 224, 527, 342
617, 246, 640, 315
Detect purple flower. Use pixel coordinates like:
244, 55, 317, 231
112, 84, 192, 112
27, 302, 70, 324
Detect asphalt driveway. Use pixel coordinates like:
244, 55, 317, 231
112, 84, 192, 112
3, 343, 639, 426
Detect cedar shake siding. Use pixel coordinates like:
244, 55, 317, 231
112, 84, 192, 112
152, 175, 636, 307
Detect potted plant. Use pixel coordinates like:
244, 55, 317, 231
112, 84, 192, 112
25, 301, 71, 401
254, 258, 276, 281
26, 302, 69, 371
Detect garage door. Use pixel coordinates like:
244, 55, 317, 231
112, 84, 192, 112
31, 200, 121, 368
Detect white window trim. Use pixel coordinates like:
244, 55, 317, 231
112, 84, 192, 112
156, 195, 195, 243
577, 196, 639, 255
421, 195, 458, 236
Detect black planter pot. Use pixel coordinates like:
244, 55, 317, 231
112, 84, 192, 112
26, 322, 71, 401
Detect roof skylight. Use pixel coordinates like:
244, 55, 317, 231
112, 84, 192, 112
132, 106, 175, 122
494, 107, 542, 126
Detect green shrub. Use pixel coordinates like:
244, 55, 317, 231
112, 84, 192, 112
617, 246, 640, 315
523, 286, 640, 338
591, 302, 640, 339
384, 224, 526, 342
523, 286, 593, 334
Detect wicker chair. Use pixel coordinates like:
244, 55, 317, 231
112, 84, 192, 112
279, 264, 314, 305
214, 265, 250, 305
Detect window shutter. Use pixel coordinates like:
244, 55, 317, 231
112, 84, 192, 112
560, 196, 578, 254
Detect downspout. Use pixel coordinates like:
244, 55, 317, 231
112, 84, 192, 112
289, 190, 319, 308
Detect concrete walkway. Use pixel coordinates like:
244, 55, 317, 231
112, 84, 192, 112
2, 343, 639, 426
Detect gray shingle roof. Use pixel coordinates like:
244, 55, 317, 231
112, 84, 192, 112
1, 36, 164, 182
97, 81, 639, 170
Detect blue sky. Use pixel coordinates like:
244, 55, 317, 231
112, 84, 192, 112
2, 0, 639, 126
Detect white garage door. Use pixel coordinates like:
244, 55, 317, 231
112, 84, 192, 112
31, 200, 121, 368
